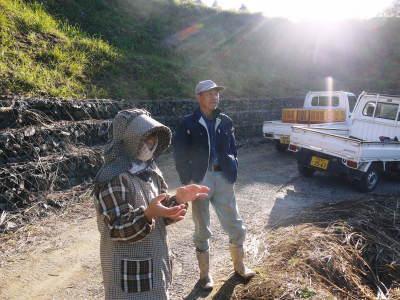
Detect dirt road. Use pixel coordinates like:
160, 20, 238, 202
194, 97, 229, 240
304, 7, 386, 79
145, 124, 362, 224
0, 142, 397, 299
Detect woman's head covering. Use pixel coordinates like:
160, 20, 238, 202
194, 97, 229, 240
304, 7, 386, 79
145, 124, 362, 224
94, 109, 171, 184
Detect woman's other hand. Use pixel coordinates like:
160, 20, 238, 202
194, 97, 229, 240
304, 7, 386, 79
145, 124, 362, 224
176, 184, 209, 204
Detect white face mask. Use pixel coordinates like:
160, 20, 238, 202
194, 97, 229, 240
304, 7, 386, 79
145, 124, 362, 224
137, 138, 158, 161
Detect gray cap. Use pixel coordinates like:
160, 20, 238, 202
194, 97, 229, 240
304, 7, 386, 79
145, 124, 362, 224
195, 80, 225, 95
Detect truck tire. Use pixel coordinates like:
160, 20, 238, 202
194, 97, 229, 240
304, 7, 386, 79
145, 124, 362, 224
297, 162, 315, 177
356, 165, 380, 193
275, 140, 288, 152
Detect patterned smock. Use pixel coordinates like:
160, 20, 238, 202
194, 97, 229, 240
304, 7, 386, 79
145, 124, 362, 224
94, 164, 181, 300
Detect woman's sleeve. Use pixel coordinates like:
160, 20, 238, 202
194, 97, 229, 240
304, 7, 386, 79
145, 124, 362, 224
94, 174, 155, 243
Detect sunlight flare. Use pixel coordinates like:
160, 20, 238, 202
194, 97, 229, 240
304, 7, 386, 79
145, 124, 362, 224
205, 0, 394, 21
326, 76, 334, 92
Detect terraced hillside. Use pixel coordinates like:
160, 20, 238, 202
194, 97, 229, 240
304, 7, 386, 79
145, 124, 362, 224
0, 97, 122, 230
0, 96, 205, 231
0, 94, 304, 232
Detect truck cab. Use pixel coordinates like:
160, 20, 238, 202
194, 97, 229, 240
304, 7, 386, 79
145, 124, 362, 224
263, 91, 357, 151
302, 91, 357, 117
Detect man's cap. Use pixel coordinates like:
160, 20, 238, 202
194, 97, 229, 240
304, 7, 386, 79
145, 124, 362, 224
195, 80, 225, 95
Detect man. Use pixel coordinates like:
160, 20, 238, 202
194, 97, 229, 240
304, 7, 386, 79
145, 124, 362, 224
173, 80, 255, 290
93, 109, 209, 299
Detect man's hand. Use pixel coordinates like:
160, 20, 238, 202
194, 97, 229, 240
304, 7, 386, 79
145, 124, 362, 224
144, 194, 187, 221
175, 184, 209, 204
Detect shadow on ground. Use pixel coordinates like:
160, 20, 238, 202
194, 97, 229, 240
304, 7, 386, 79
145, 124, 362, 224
183, 274, 249, 300
183, 280, 212, 300
212, 274, 250, 300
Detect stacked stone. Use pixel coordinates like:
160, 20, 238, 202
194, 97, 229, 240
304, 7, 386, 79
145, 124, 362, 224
0, 97, 124, 211
0, 95, 302, 221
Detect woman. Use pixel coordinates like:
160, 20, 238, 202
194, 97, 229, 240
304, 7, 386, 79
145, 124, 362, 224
93, 109, 208, 299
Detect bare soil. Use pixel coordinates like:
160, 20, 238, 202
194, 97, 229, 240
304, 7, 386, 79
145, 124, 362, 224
0, 142, 398, 300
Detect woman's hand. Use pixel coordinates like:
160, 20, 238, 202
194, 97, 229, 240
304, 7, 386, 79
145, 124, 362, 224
144, 194, 187, 221
175, 184, 209, 204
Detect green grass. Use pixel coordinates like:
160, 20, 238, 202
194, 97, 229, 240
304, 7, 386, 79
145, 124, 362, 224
1, 0, 400, 99
0, 0, 205, 99
296, 287, 317, 298
0, 0, 120, 98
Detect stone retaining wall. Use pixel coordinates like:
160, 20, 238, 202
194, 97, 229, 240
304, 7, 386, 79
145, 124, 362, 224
0, 95, 303, 211
118, 97, 304, 140
0, 95, 304, 139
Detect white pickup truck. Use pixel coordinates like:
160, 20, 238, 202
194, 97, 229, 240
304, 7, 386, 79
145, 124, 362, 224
263, 91, 357, 151
289, 92, 400, 192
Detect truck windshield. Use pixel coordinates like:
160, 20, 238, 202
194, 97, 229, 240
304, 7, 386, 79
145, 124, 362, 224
375, 102, 399, 120
311, 96, 339, 107
362, 102, 376, 117
348, 96, 357, 112
362, 101, 399, 120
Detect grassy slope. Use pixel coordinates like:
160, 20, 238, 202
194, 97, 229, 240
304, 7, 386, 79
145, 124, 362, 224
0, 0, 119, 98
1, 0, 400, 99
0, 0, 198, 99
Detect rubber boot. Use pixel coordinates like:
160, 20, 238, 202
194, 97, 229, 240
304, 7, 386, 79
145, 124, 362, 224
196, 251, 214, 290
229, 244, 256, 279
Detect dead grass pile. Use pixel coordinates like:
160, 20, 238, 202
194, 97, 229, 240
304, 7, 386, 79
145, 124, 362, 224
236, 195, 400, 299
0, 183, 94, 267
0, 182, 93, 235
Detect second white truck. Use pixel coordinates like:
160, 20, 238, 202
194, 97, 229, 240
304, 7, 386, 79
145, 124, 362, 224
263, 91, 357, 151
289, 92, 400, 192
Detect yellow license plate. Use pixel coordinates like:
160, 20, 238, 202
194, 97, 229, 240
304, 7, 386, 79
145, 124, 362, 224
280, 136, 290, 144
310, 156, 329, 169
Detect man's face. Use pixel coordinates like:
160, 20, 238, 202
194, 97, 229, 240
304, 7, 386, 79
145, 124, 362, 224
196, 89, 220, 113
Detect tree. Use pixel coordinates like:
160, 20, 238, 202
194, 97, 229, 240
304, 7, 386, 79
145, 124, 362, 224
194, 0, 202, 4
212, 1, 219, 8
239, 4, 248, 12
382, 0, 400, 17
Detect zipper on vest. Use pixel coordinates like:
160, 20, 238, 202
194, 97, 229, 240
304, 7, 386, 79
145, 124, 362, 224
198, 117, 210, 173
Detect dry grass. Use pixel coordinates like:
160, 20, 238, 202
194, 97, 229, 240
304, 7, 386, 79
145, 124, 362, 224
0, 182, 93, 262
235, 195, 400, 299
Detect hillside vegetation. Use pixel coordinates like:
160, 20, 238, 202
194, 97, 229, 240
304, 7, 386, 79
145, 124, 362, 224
1, 0, 400, 99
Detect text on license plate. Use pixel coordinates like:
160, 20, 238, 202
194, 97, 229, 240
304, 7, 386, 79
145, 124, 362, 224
280, 136, 290, 144
310, 156, 329, 169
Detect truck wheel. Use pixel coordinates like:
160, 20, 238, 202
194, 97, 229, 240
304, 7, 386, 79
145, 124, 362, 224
356, 165, 380, 192
275, 141, 288, 152
298, 163, 315, 177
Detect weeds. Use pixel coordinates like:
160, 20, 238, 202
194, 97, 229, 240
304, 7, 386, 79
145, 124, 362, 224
235, 197, 400, 299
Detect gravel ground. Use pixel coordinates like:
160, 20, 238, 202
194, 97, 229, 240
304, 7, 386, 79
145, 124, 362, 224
0, 141, 398, 300
163, 141, 399, 299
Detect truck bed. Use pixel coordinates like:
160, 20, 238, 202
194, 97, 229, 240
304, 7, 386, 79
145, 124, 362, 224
263, 120, 348, 139
290, 126, 400, 162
